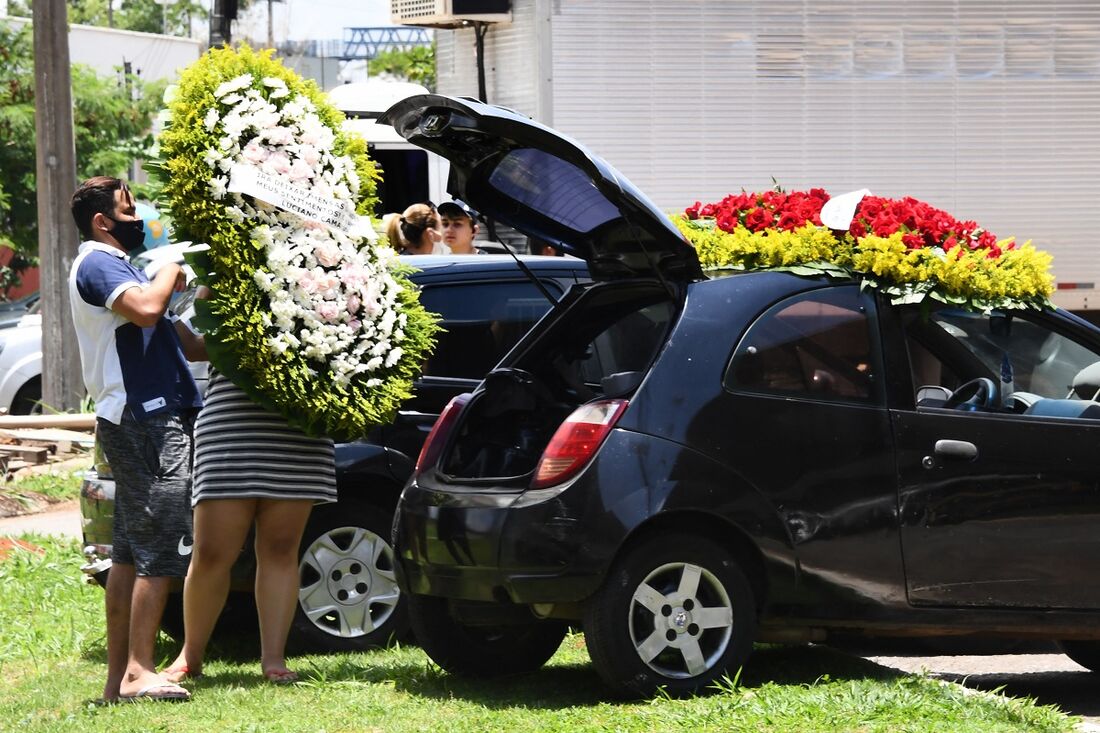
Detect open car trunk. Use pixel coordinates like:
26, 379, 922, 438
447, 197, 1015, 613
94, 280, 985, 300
439, 280, 682, 484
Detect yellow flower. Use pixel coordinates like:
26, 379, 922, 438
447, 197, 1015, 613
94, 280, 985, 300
673, 213, 1055, 311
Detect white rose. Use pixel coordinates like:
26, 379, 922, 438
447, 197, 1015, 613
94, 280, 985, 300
209, 177, 228, 199
214, 73, 252, 99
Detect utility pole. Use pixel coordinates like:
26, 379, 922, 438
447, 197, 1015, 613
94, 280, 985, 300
210, 0, 237, 47
34, 0, 84, 412
266, 0, 285, 50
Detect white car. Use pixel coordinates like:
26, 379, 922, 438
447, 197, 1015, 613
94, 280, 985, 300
0, 244, 203, 415
0, 310, 43, 414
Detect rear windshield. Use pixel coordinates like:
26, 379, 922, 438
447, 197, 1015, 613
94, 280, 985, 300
488, 148, 619, 234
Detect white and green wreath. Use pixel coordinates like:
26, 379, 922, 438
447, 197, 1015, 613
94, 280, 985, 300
156, 46, 438, 440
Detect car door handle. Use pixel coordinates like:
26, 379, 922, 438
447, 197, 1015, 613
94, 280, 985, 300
931, 439, 978, 462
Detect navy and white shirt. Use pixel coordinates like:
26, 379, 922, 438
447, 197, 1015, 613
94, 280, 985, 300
68, 241, 202, 424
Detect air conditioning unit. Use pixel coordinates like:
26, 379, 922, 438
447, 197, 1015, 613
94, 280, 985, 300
391, 0, 511, 28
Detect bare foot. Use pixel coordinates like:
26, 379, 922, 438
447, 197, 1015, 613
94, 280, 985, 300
162, 663, 203, 683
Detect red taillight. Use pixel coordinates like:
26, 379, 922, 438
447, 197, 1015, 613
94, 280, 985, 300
415, 393, 473, 474
531, 399, 628, 489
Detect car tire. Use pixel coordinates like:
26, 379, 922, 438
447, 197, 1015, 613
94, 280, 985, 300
1059, 640, 1100, 672
582, 533, 757, 698
407, 593, 568, 677
290, 499, 407, 652
160, 590, 257, 643
10, 377, 42, 415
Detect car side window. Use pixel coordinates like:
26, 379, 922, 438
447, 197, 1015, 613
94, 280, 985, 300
724, 286, 881, 404
577, 300, 676, 385
418, 281, 562, 379
902, 305, 1100, 413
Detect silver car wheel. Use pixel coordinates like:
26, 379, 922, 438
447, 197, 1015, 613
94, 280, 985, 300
298, 525, 400, 639
627, 561, 734, 678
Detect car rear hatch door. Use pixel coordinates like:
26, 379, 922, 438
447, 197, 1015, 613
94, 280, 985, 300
380, 94, 702, 282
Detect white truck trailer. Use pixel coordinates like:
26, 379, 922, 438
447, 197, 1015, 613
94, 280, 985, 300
426, 0, 1100, 316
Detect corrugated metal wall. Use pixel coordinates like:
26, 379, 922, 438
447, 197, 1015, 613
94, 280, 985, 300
436, 0, 547, 119
438, 1, 1100, 308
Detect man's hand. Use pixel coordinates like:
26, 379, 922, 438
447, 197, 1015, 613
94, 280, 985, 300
112, 262, 184, 328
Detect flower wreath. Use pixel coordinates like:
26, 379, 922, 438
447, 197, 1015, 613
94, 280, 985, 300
674, 187, 1055, 312
156, 46, 438, 441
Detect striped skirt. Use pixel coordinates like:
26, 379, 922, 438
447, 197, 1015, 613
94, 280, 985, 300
191, 372, 337, 506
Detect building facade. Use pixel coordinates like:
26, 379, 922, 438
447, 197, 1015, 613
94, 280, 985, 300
436, 1, 1100, 311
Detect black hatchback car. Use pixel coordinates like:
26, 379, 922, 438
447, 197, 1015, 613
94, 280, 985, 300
385, 95, 1100, 697
80, 254, 588, 651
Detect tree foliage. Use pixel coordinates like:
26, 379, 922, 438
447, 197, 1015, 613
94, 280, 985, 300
368, 45, 436, 90
0, 21, 165, 269
7, 0, 208, 37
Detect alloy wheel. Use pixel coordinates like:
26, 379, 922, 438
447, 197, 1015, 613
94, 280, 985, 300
298, 526, 400, 639
627, 561, 734, 678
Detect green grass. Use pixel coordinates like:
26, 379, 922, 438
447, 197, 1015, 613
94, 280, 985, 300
4, 470, 86, 503
0, 536, 1078, 733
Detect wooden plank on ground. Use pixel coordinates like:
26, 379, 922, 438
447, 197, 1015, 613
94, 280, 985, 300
0, 414, 96, 430
0, 428, 95, 452
0, 445, 50, 464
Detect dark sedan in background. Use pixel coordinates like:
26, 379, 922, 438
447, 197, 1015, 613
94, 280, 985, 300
81, 254, 588, 651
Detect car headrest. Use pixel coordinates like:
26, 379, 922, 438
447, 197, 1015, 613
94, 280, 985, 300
1023, 398, 1100, 420
1072, 361, 1100, 401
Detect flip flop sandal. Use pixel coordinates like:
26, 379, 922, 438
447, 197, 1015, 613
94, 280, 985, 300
119, 683, 191, 702
263, 669, 299, 685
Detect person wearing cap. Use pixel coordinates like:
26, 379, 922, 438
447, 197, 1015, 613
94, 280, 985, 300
438, 200, 481, 255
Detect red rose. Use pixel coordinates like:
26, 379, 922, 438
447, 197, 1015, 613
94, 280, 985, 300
976, 230, 998, 249
797, 199, 823, 225
715, 213, 738, 232
858, 197, 885, 220
871, 212, 901, 237
761, 190, 788, 210
744, 207, 775, 232
685, 202, 702, 219
902, 233, 924, 249
777, 212, 804, 231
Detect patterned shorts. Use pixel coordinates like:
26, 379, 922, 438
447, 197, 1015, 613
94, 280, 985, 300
96, 410, 196, 578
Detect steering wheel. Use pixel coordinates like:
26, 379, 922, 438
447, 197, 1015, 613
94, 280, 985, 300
943, 377, 998, 411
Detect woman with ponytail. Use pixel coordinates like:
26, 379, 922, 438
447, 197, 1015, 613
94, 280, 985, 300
385, 202, 448, 255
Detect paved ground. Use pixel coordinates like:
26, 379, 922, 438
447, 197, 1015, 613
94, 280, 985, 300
864, 651, 1100, 730
0, 499, 81, 539
2, 505, 1098, 728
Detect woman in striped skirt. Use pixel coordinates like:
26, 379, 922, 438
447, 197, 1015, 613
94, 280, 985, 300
165, 291, 336, 685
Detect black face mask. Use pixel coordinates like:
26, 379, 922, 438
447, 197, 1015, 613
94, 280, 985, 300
105, 216, 145, 253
